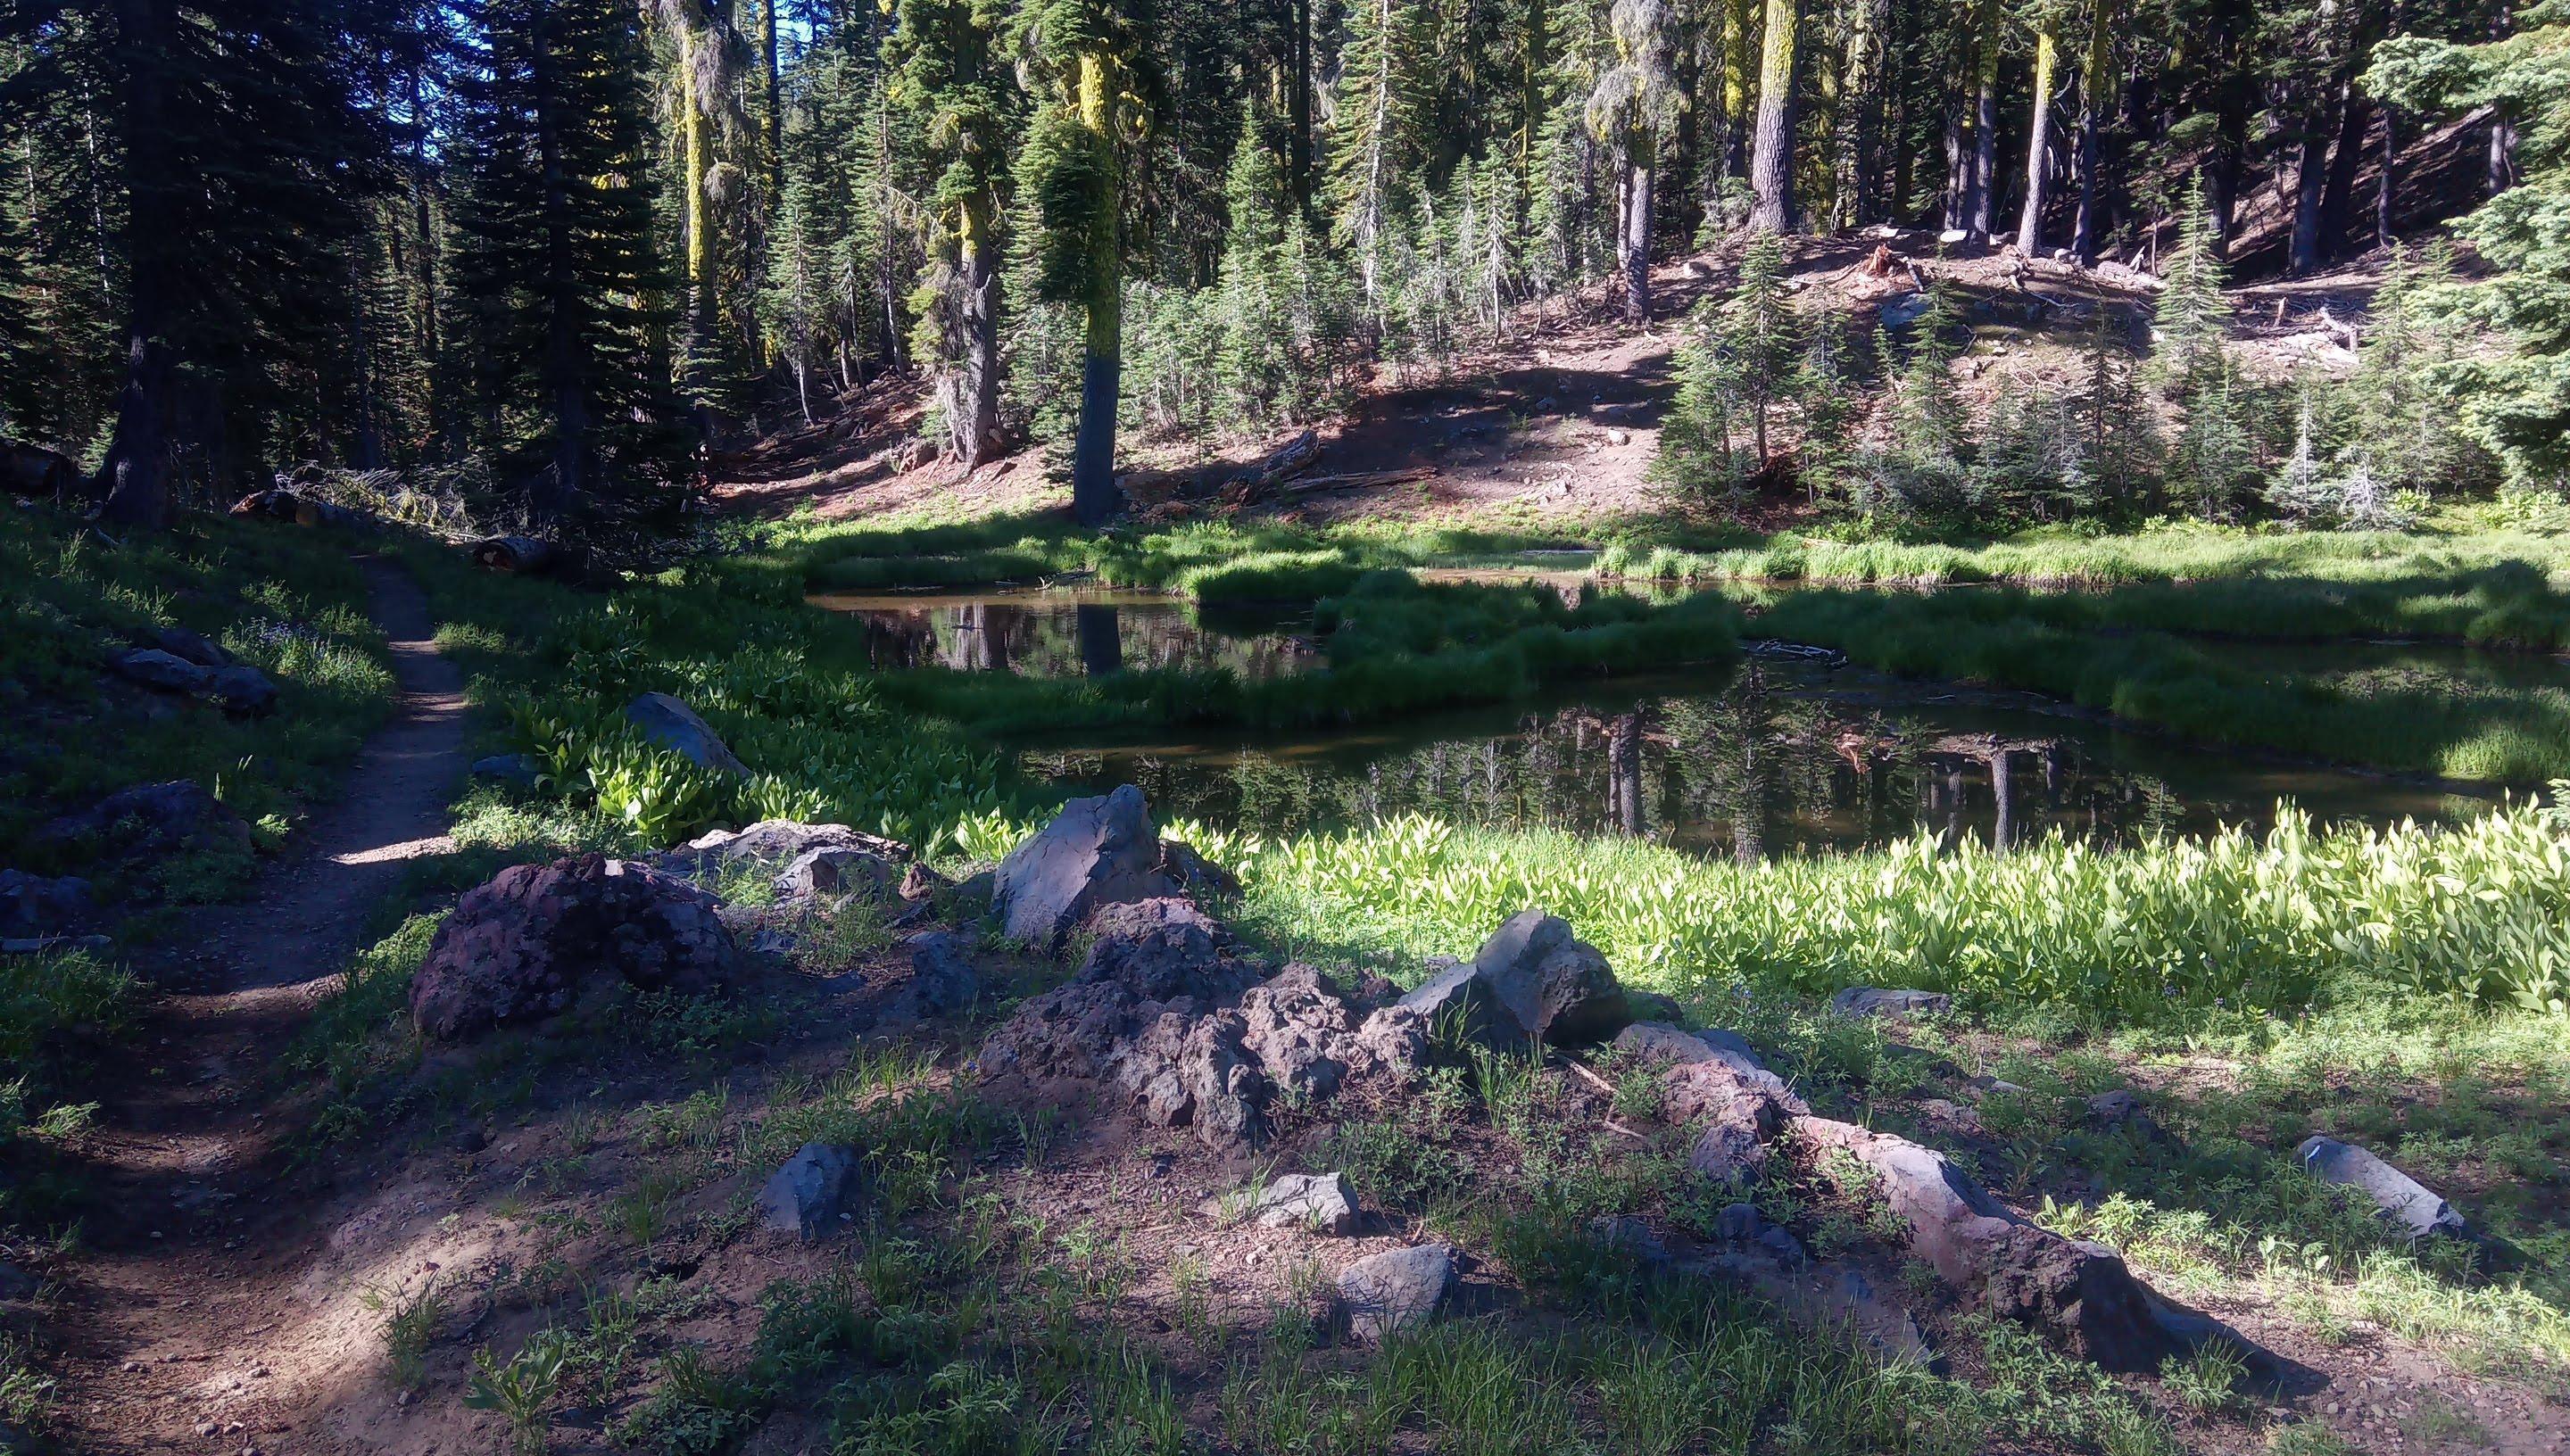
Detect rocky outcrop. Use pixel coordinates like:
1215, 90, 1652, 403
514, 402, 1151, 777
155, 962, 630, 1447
980, 903, 1419, 1147
1613, 1019, 2244, 1374
0, 871, 91, 940
1339, 1244, 1457, 1344
991, 786, 1185, 947
758, 1143, 864, 1239
410, 855, 737, 1040
37, 780, 253, 862
2, 438, 78, 499
140, 626, 234, 668
1397, 911, 1636, 1049
624, 692, 750, 775
2296, 1137, 2475, 1244
1613, 1022, 1807, 1184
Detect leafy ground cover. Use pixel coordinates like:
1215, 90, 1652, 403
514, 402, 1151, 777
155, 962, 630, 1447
1, 504, 397, 887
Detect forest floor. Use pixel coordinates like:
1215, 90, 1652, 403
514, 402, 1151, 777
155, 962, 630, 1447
709, 228, 2409, 538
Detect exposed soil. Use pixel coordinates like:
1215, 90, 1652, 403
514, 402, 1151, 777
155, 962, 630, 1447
43, 556, 469, 1455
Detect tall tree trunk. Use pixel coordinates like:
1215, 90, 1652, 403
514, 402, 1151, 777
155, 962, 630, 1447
1746, 0, 1799, 233
2070, 0, 2118, 261
958, 203, 1001, 467
1290, 0, 1314, 211
2318, 87, 2369, 260
1844, 0, 1888, 224
2286, 94, 2332, 275
1621, 153, 1653, 320
681, 45, 716, 425
408, 66, 444, 444
2375, 103, 2398, 245
1070, 53, 1123, 527
1723, 0, 1758, 177
763, 0, 783, 203
2015, 18, 2060, 252
1967, 0, 2001, 236
532, 0, 585, 525
2208, 91, 2248, 260
97, 0, 178, 528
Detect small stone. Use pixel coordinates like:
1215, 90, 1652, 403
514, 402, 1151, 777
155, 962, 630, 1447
757, 1142, 864, 1239
1212, 1172, 1360, 1236
1339, 1244, 1457, 1344
451, 1126, 489, 1154
1713, 1203, 1765, 1242
904, 931, 980, 1015
2297, 1136, 2474, 1242
623, 691, 749, 775
468, 753, 544, 789
1605, 428, 1631, 445
1828, 987, 1952, 1020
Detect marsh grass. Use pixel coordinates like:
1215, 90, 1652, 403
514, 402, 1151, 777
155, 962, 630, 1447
1234, 805, 2570, 1017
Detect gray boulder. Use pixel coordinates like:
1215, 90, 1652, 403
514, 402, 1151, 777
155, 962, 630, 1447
204, 664, 278, 716
1828, 987, 1952, 1020
1879, 292, 1933, 328
1469, 910, 1630, 1046
655, 820, 908, 885
625, 691, 750, 775
992, 785, 1181, 948
110, 647, 212, 694
1339, 1244, 1457, 1344
904, 931, 980, 1015
775, 845, 903, 902
144, 626, 235, 667
36, 780, 253, 860
2296, 1137, 2473, 1242
0, 1262, 37, 1301
758, 1142, 864, 1239
0, 871, 91, 939
1397, 911, 1632, 1049
1212, 1171, 1360, 1235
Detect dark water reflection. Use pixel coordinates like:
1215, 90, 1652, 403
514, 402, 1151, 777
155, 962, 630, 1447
812, 587, 2497, 856
808, 587, 1316, 678
1023, 660, 2490, 856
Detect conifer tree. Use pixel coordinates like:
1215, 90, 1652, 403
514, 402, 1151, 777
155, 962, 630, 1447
891, 0, 1015, 465
2368, 2, 2570, 486
1014, 0, 1153, 524
450, 0, 670, 523
1584, 0, 1680, 320
1745, 0, 1802, 230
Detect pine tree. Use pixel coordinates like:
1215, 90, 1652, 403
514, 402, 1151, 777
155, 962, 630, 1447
1583, 0, 1680, 320
450, 0, 672, 523
1324, 0, 1434, 340
2368, 4, 2570, 486
1013, 0, 1155, 524
1890, 284, 1969, 460
891, 0, 1016, 465
1745, 0, 1802, 231
1654, 233, 1803, 497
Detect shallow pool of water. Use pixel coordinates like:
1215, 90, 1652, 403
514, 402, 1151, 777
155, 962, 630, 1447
812, 583, 2503, 856
808, 586, 1318, 679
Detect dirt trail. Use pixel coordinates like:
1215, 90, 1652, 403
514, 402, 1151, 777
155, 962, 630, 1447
50, 555, 468, 1456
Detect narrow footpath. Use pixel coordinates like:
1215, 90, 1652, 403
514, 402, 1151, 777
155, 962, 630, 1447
49, 555, 468, 1455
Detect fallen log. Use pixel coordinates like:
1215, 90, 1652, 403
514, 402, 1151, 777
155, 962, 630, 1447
473, 535, 560, 575
1247, 428, 1321, 486
1281, 466, 1436, 496
2, 439, 79, 500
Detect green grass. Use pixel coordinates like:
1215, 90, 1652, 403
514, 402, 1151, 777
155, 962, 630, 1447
0, 504, 397, 869
1223, 805, 2570, 1019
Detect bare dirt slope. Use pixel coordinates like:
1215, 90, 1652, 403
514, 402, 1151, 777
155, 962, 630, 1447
706, 226, 2417, 536
48, 556, 468, 1455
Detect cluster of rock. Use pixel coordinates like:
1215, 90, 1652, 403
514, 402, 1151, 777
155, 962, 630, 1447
976, 787, 1661, 1147
1611, 1018, 2246, 1374
404, 806, 996, 1041
108, 627, 278, 716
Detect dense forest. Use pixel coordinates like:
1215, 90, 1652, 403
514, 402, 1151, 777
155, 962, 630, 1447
0, 0, 2565, 534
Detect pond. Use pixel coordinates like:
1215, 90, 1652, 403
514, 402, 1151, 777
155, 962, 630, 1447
807, 586, 1319, 679
812, 587, 2500, 856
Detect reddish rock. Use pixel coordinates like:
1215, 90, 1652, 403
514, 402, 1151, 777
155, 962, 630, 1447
410, 855, 736, 1040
